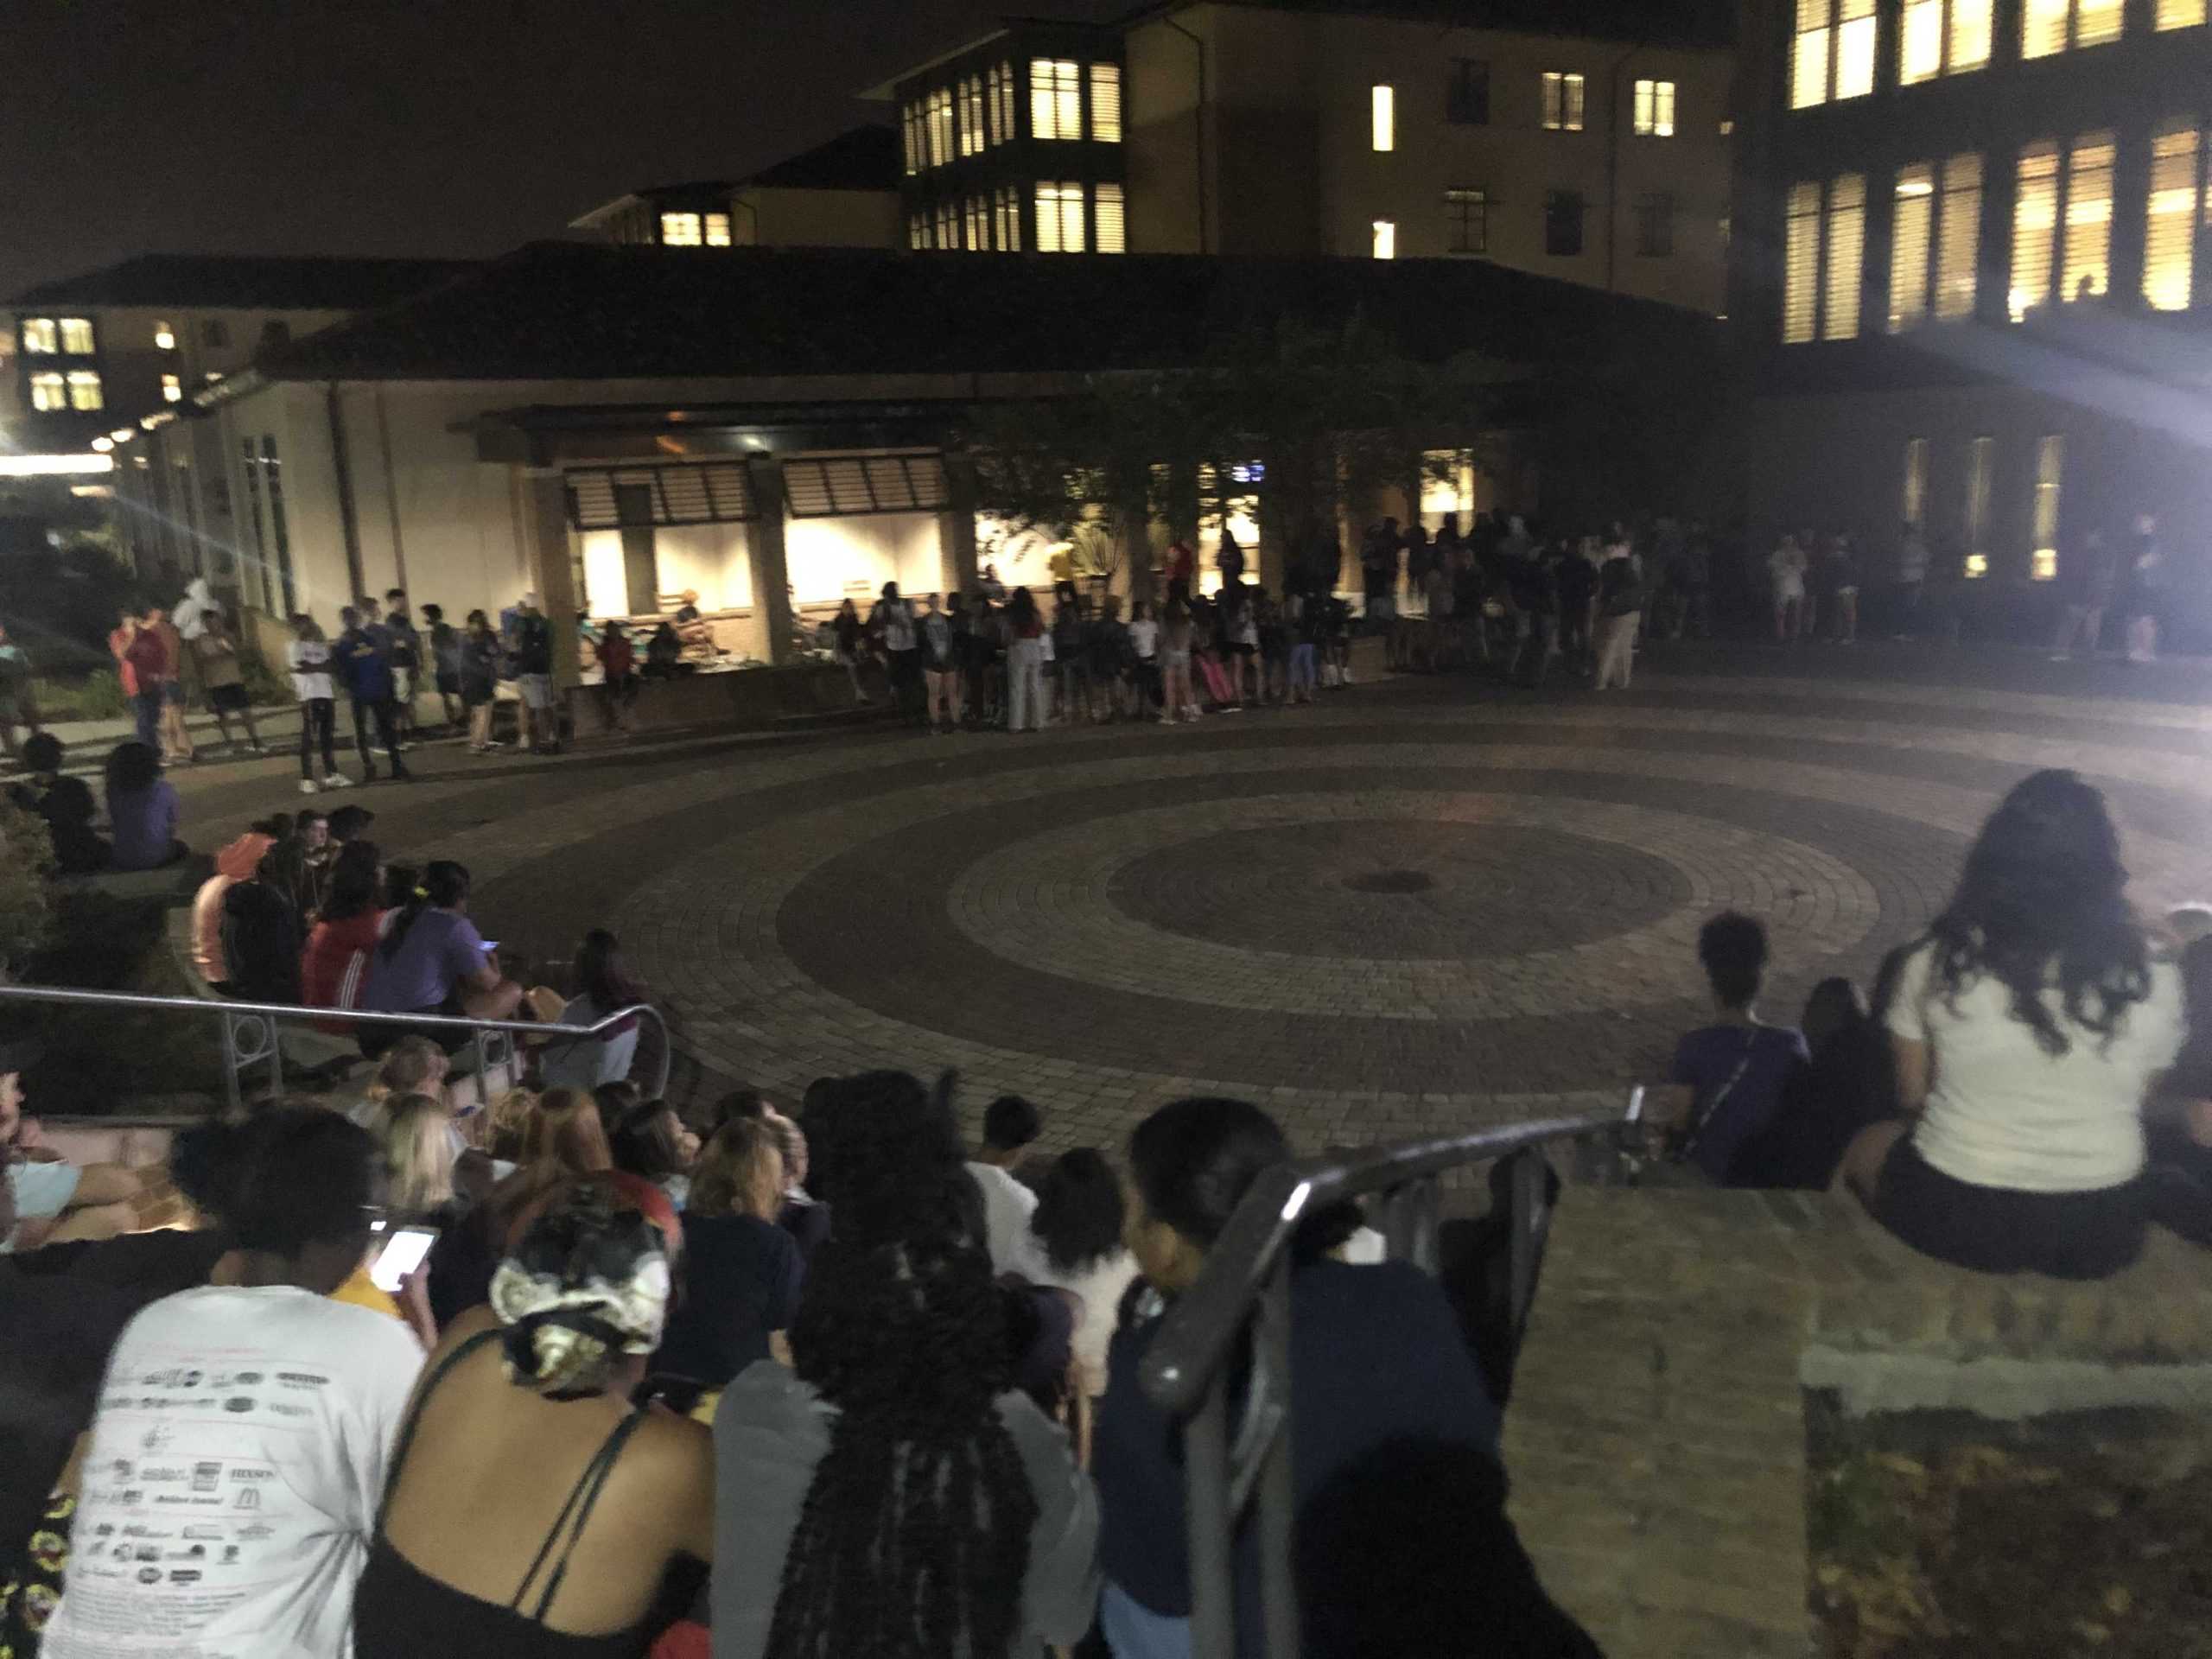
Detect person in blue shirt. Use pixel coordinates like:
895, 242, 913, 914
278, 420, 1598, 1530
336, 604, 410, 783
1093, 1096, 1593, 1659
1657, 912, 1811, 1184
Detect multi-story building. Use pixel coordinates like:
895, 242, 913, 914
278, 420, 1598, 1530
871, 1, 1734, 313
569, 126, 901, 251
1735, 0, 2212, 588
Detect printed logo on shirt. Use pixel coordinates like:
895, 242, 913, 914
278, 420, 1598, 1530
276, 1371, 328, 1388
222, 1397, 257, 1414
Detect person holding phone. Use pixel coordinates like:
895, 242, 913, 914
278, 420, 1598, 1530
358, 861, 521, 1058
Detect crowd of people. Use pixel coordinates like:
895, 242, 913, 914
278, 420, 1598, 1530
4, 761, 2212, 1657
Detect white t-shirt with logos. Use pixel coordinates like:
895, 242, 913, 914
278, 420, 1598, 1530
966, 1160, 1039, 1275
43, 1285, 423, 1659
1885, 937, 2185, 1193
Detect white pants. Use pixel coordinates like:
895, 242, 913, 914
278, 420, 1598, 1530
1008, 639, 1046, 730
1594, 612, 1640, 689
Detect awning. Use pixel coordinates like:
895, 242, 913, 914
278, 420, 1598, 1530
565, 461, 756, 529
781, 454, 950, 518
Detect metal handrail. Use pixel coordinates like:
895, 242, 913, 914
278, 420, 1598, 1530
1135, 1089, 1645, 1659
0, 981, 671, 1111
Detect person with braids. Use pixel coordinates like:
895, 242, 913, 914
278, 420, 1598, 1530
354, 1183, 714, 1658
1840, 769, 2201, 1278
1095, 1096, 1592, 1659
358, 859, 522, 1059
711, 1069, 1098, 1659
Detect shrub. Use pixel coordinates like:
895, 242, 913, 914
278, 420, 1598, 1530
0, 794, 54, 976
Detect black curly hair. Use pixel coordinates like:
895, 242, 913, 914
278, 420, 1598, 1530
1929, 769, 2152, 1057
1030, 1147, 1124, 1274
765, 1070, 1039, 1659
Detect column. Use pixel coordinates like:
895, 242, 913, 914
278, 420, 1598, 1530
1255, 456, 1287, 591
938, 454, 981, 595
744, 455, 796, 665
519, 466, 581, 690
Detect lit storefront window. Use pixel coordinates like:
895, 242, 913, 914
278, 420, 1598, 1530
660, 213, 702, 246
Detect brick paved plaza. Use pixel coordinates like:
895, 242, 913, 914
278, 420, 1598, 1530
174, 643, 2212, 1149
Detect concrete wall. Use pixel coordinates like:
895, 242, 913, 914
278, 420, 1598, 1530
742, 186, 902, 249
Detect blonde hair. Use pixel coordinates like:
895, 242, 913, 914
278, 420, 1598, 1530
379, 1092, 454, 1218
373, 1036, 447, 1100
690, 1118, 784, 1221
520, 1087, 613, 1177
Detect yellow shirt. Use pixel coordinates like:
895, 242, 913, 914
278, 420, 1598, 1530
330, 1263, 404, 1322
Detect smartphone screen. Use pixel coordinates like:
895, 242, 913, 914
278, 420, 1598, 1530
369, 1225, 439, 1293
480, 940, 500, 953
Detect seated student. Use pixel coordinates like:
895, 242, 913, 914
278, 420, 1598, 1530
1655, 912, 1810, 1184
358, 860, 523, 1058
353, 1185, 714, 1659
7, 732, 106, 873
967, 1092, 1043, 1274
189, 822, 281, 988
1841, 770, 2202, 1279
221, 842, 306, 1004
607, 1091, 698, 1212
41, 1109, 425, 1659
713, 1070, 1096, 1659
540, 928, 648, 1090
1095, 1096, 1586, 1659
1731, 977, 1895, 1190
2, 1046, 174, 1253
302, 839, 387, 1033
101, 739, 183, 871
1012, 1147, 1140, 1401
654, 1118, 803, 1400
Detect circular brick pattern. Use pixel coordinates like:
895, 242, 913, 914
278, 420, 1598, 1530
1112, 818, 1688, 959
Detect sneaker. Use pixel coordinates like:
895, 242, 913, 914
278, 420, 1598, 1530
322, 772, 353, 789
391, 766, 414, 782
297, 779, 320, 795
1157, 714, 1173, 725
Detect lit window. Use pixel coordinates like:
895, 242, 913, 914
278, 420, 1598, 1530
2158, 0, 2206, 27
2030, 435, 2063, 578
162, 373, 182, 403
1035, 181, 1085, 252
1936, 153, 1982, 320
660, 212, 702, 246
935, 201, 957, 250
995, 185, 1023, 251
1636, 193, 1675, 256
59, 318, 95, 354
1541, 71, 1586, 131
2010, 141, 2061, 320
1096, 182, 1126, 252
703, 213, 732, 246
1634, 79, 1676, 137
1793, 0, 1876, 106
2077, 0, 2124, 44
67, 370, 103, 410
965, 196, 988, 251
1823, 175, 1866, 340
1950, 0, 1993, 67
902, 104, 921, 175
29, 372, 65, 410
927, 88, 954, 167
1447, 59, 1490, 124
1372, 218, 1397, 259
990, 62, 1016, 144
1902, 436, 1929, 528
154, 321, 176, 350
1371, 84, 1395, 151
961, 75, 986, 157
1545, 190, 1586, 256
1889, 166, 1936, 331
1901, 0, 1945, 81
2025, 0, 2124, 54
1783, 181, 1822, 341
1965, 435, 1994, 562
1446, 187, 1489, 254
908, 213, 926, 251
2062, 131, 2114, 305
1031, 59, 1081, 141
2145, 122, 2200, 311
20, 318, 56, 353
1091, 64, 1122, 143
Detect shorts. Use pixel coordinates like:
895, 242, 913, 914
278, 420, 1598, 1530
1230, 642, 1256, 658
436, 671, 462, 696
208, 683, 249, 714
1867, 1136, 2145, 1280
162, 681, 188, 708
391, 665, 415, 700
7, 1158, 83, 1224
1367, 594, 1397, 622
518, 673, 554, 711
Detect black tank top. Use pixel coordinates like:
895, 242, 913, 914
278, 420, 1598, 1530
351, 1330, 668, 1659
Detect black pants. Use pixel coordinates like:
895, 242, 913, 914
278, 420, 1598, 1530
1869, 1138, 2144, 1280
1514, 613, 1555, 688
1556, 605, 1591, 672
887, 649, 925, 723
299, 697, 336, 779
350, 696, 404, 777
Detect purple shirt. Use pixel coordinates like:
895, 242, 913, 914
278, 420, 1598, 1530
107, 780, 180, 871
361, 908, 489, 1014
1669, 1023, 1809, 1184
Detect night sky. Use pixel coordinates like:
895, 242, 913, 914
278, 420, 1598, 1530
0, 0, 1107, 300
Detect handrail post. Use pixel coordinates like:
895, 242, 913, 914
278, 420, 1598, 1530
1505, 1149, 1553, 1348
1256, 1255, 1300, 1659
219, 1015, 241, 1116
1187, 1375, 1236, 1659
268, 1020, 283, 1100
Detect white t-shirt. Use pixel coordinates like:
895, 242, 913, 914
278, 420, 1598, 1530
43, 1286, 424, 1659
286, 640, 334, 702
1884, 936, 2185, 1192
1007, 1240, 1140, 1397
1768, 544, 1808, 596
966, 1160, 1039, 1274
1128, 619, 1160, 661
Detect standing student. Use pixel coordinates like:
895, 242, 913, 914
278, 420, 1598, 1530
1127, 598, 1162, 718
147, 604, 196, 765
966, 1093, 1043, 1274
1160, 597, 1198, 723
1768, 534, 1809, 644
338, 606, 410, 783
2120, 515, 2164, 665
121, 607, 173, 757
1592, 542, 1645, 691
459, 609, 502, 753
194, 607, 265, 753
1005, 587, 1048, 734
0, 617, 40, 765
41, 1109, 425, 1659
597, 619, 639, 734
510, 593, 555, 753
423, 602, 464, 729
385, 590, 422, 738
831, 597, 868, 700
918, 593, 963, 734
871, 582, 923, 725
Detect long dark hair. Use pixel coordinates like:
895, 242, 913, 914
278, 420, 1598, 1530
104, 740, 161, 798
321, 841, 382, 923
1929, 769, 2152, 1055
379, 859, 470, 961
1030, 1147, 1124, 1274
573, 927, 645, 1011
765, 1070, 1037, 1659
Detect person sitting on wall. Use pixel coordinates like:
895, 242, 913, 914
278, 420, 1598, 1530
673, 590, 722, 660
645, 620, 694, 678
7, 733, 106, 874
